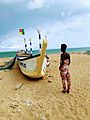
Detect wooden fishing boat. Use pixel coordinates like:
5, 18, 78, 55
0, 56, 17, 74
16, 39, 47, 78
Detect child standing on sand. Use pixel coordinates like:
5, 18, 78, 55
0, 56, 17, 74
59, 44, 71, 94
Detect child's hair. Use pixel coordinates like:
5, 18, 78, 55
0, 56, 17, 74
61, 44, 67, 52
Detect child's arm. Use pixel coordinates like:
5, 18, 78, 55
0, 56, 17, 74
68, 54, 70, 65
59, 54, 64, 70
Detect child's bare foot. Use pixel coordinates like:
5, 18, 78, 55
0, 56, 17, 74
67, 89, 71, 94
61, 90, 67, 93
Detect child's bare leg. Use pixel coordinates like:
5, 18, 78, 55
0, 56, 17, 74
67, 73, 71, 93
62, 79, 67, 93
60, 72, 67, 93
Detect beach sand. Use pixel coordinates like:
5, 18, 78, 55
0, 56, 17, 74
0, 53, 90, 120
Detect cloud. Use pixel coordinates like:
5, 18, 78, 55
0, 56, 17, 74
1, 0, 90, 9
0, 0, 90, 51
26, 0, 55, 10
0, 28, 45, 51
55, 0, 90, 7
1, 11, 90, 51
0, 0, 22, 3
41, 12, 90, 48
26, 0, 45, 10
1, 0, 90, 14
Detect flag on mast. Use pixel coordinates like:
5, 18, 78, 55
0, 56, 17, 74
19, 29, 25, 35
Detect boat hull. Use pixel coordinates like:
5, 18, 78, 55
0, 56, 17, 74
17, 39, 47, 78
18, 56, 47, 78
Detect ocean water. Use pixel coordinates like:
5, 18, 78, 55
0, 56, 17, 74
0, 47, 90, 58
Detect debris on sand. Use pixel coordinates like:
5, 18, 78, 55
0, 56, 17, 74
14, 83, 23, 90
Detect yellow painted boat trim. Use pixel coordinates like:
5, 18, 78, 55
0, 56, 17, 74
18, 39, 47, 78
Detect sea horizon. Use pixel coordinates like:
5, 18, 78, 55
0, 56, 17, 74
0, 47, 90, 58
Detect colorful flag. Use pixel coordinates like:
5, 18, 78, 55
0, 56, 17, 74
19, 29, 25, 35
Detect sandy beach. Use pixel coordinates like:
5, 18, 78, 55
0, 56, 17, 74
0, 53, 90, 120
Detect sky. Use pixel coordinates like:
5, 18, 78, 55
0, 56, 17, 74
0, 0, 90, 51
